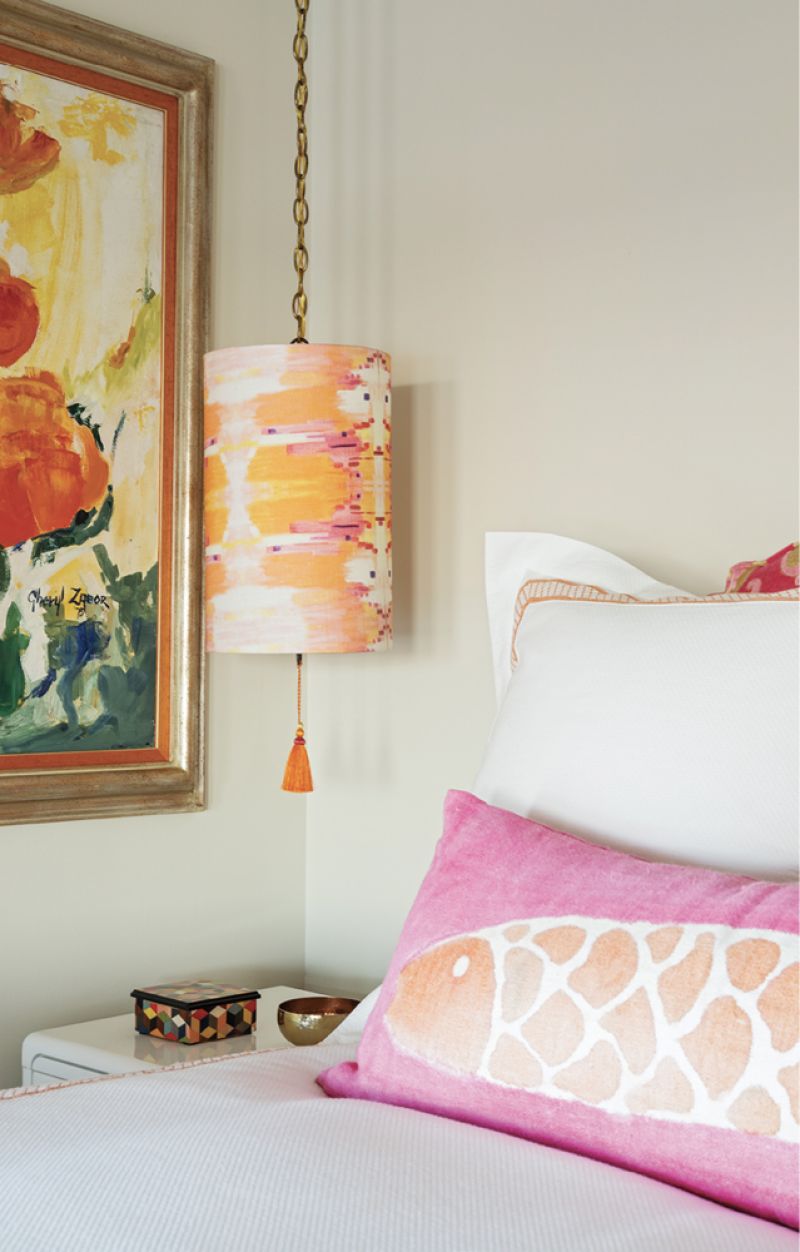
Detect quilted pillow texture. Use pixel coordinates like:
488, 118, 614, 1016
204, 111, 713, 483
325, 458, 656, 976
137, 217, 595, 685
726, 542, 799, 593
319, 791, 799, 1228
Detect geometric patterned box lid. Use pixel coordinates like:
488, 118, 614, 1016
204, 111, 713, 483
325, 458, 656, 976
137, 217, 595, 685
130, 981, 261, 1010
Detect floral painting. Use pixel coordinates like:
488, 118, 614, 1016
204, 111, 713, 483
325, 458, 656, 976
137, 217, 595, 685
0, 45, 176, 768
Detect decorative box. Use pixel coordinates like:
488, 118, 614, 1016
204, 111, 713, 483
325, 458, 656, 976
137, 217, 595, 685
131, 981, 260, 1045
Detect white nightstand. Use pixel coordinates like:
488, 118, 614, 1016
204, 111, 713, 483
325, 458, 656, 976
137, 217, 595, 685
20, 985, 315, 1087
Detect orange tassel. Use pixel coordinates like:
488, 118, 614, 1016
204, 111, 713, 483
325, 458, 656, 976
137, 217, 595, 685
282, 654, 313, 792
282, 725, 313, 792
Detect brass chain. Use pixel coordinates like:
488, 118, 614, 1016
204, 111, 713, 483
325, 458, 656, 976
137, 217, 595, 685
292, 0, 310, 343
295, 652, 304, 730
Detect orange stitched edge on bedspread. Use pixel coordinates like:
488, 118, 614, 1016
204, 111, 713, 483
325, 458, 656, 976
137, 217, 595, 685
510, 578, 800, 668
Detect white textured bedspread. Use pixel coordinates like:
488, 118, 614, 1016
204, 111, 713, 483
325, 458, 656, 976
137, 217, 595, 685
0, 1041, 794, 1252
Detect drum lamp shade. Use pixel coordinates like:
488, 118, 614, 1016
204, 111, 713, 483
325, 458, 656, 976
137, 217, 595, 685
203, 343, 392, 655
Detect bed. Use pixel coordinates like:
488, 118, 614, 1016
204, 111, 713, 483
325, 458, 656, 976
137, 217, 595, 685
2, 534, 797, 1251
0, 1029, 796, 1252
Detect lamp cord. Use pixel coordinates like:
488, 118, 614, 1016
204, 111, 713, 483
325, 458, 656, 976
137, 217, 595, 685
292, 0, 310, 344
295, 653, 304, 733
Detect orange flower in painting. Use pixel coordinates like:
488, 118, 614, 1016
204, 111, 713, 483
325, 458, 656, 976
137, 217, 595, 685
0, 89, 60, 193
0, 259, 39, 366
0, 371, 109, 548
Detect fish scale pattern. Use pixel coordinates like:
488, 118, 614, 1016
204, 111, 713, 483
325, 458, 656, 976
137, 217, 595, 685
386, 917, 799, 1143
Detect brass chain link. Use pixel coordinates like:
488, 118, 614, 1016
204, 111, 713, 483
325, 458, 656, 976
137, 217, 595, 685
292, 0, 310, 343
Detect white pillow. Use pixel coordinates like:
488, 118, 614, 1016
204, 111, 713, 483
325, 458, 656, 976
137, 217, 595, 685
477, 558, 799, 880
486, 533, 688, 705
328, 986, 382, 1043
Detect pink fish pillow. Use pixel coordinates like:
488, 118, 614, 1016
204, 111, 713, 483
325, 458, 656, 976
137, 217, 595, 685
319, 791, 799, 1228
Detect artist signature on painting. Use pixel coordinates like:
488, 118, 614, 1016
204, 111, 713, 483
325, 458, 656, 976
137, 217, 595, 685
27, 587, 110, 617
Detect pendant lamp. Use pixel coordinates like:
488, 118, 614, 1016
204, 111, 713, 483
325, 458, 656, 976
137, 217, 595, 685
203, 0, 392, 792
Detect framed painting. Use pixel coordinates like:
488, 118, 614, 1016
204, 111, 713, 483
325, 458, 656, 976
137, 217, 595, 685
0, 0, 210, 823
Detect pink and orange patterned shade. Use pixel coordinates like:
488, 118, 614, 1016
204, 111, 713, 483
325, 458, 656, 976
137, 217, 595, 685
203, 343, 392, 656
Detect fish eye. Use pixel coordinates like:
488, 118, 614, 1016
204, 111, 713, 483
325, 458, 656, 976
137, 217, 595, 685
452, 955, 470, 979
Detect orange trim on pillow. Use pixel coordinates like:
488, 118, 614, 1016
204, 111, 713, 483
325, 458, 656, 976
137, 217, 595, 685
510, 579, 799, 668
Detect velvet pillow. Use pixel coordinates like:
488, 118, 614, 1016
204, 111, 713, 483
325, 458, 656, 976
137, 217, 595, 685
319, 791, 799, 1228
726, 542, 799, 593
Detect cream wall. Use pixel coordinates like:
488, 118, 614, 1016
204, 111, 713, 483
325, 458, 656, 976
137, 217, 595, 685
304, 0, 799, 994
0, 0, 796, 1088
0, 1, 306, 1089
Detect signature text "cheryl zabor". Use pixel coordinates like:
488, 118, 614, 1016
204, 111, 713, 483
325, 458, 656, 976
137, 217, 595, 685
28, 587, 111, 617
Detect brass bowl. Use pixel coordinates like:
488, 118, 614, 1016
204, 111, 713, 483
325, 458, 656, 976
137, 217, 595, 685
277, 995, 360, 1046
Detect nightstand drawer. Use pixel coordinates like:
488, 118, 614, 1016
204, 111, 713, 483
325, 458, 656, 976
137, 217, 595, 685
28, 1055, 107, 1086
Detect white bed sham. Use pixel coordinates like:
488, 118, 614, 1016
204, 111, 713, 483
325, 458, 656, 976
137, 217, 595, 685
0, 1039, 794, 1252
484, 532, 688, 704
480, 533, 799, 878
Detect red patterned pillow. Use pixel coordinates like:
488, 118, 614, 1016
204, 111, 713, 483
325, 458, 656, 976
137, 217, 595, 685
726, 543, 799, 593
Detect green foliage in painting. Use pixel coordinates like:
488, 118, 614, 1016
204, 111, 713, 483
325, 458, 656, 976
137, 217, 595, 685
94, 542, 157, 648
0, 602, 30, 716
67, 401, 105, 452
31, 486, 114, 565
0, 548, 158, 753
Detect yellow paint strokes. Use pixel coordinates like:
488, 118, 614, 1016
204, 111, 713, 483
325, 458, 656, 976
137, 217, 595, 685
2, 154, 85, 377
248, 441, 343, 545
101, 294, 162, 397
111, 433, 159, 576
44, 554, 104, 622
60, 94, 136, 164
1, 67, 162, 382
0, 178, 57, 261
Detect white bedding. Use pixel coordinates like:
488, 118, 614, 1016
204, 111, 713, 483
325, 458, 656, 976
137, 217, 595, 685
0, 1039, 794, 1252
